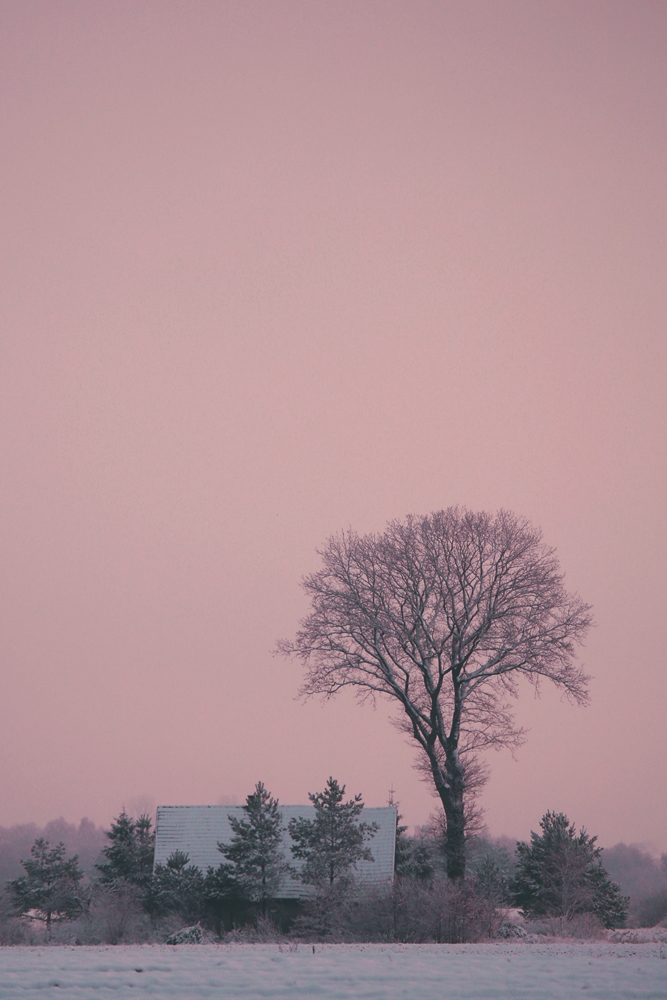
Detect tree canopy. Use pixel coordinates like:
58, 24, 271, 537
279, 508, 592, 879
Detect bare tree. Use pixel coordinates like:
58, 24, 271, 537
278, 509, 592, 880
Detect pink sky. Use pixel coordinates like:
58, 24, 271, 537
1, 1, 665, 852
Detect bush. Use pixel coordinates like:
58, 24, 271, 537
0, 892, 37, 945
338, 878, 494, 943
291, 882, 357, 940
87, 881, 152, 944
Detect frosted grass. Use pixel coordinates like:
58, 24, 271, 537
0, 942, 665, 999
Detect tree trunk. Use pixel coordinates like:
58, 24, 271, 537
432, 753, 467, 880
261, 866, 267, 918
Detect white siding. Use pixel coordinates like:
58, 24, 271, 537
154, 804, 396, 898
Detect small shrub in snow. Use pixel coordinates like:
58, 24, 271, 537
521, 912, 605, 939
225, 915, 284, 943
609, 926, 667, 944
166, 923, 203, 944
498, 921, 527, 938
561, 913, 606, 939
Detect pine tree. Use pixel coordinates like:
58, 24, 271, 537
388, 790, 412, 877
287, 778, 377, 937
468, 838, 515, 900
473, 854, 510, 905
6, 839, 85, 938
288, 777, 378, 890
217, 782, 289, 917
512, 812, 628, 928
145, 851, 206, 924
388, 795, 440, 882
96, 811, 155, 891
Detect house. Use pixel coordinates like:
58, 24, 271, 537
153, 804, 397, 898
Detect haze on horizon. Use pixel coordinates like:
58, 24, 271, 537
0, 1, 665, 852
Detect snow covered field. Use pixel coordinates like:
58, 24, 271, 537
0, 942, 665, 1000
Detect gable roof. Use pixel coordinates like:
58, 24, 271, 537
154, 804, 397, 898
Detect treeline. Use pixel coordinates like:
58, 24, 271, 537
0, 818, 106, 886
1, 783, 666, 945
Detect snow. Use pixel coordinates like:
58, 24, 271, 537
1, 943, 665, 1000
